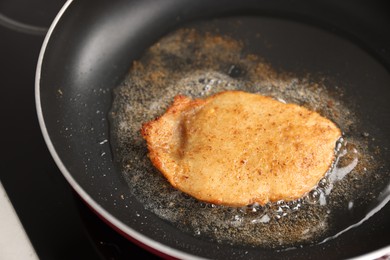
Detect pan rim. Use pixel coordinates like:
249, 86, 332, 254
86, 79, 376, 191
34, 0, 389, 259
352, 245, 390, 260
34, 0, 203, 259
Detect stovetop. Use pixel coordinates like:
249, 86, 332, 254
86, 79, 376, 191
1, 1, 389, 259
0, 1, 158, 259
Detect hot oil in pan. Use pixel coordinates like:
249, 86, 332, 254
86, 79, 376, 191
109, 22, 387, 248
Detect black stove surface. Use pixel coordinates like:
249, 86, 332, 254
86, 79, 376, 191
1, 1, 389, 260
0, 1, 158, 259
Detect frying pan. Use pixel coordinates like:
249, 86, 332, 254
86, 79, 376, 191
36, 0, 390, 259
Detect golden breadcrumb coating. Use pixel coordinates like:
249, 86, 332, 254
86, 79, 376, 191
141, 91, 341, 206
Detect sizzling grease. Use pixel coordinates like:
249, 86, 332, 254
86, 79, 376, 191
110, 28, 382, 248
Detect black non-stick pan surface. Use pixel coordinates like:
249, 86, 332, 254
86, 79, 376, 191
36, 0, 390, 259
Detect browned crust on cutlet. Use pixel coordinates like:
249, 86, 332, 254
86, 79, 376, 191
141, 95, 205, 188
141, 91, 341, 206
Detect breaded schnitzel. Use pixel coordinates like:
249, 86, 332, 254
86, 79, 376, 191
141, 91, 341, 206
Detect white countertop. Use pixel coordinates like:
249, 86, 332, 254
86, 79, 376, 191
0, 181, 38, 260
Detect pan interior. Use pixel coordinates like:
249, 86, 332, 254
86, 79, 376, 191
110, 17, 390, 250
